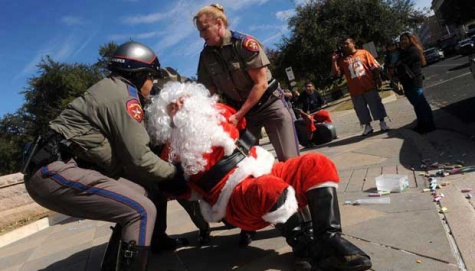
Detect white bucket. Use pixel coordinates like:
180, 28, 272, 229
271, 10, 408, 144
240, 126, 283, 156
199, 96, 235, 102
375, 174, 409, 193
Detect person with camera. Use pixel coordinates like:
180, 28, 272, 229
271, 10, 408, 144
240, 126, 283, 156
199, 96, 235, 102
396, 32, 435, 134
22, 41, 187, 271
331, 36, 390, 136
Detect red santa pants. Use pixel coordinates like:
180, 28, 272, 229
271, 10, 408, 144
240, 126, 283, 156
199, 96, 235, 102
225, 153, 339, 231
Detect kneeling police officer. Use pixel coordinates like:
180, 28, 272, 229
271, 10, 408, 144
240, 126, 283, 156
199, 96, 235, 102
22, 41, 184, 271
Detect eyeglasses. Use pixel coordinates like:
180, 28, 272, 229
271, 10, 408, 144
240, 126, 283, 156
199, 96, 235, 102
150, 85, 161, 96
147, 73, 155, 81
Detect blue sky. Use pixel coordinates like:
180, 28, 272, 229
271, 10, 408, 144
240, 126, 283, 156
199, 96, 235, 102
0, 0, 432, 118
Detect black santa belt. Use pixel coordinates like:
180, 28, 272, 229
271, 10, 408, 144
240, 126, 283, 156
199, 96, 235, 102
195, 129, 256, 192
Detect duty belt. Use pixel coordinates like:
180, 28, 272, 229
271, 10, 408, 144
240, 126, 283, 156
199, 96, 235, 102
194, 129, 257, 192
22, 130, 72, 177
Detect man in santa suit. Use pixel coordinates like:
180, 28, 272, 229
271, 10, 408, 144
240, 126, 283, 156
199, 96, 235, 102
146, 82, 372, 271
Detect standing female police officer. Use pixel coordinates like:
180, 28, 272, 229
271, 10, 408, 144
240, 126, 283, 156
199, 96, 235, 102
194, 4, 299, 162
23, 41, 179, 271
193, 3, 302, 249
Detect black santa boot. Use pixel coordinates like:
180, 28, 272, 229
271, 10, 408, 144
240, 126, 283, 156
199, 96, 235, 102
274, 188, 314, 271
306, 187, 372, 271
277, 212, 314, 271
100, 224, 122, 271
117, 240, 150, 271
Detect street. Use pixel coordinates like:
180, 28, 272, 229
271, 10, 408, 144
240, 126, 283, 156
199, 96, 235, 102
424, 54, 475, 123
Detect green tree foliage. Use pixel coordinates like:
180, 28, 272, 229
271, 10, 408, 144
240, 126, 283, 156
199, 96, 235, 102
21, 56, 103, 136
94, 41, 119, 77
268, 0, 427, 88
0, 111, 28, 174
0, 56, 103, 174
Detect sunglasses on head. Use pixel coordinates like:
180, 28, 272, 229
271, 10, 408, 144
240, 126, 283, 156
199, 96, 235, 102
210, 3, 224, 11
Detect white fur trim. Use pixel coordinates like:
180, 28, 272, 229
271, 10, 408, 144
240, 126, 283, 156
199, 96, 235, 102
200, 146, 275, 222
262, 186, 299, 225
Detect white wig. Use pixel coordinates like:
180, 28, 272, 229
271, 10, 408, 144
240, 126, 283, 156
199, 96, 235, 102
146, 81, 235, 176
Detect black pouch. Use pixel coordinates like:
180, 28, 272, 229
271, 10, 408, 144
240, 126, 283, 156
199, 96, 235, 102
28, 132, 63, 173
31, 138, 60, 168
21, 136, 43, 174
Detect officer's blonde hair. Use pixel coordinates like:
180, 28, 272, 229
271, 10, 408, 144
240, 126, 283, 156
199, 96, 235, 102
193, 4, 228, 28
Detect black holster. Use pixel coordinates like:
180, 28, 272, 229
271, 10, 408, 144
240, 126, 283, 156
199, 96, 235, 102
22, 130, 71, 177
117, 241, 150, 271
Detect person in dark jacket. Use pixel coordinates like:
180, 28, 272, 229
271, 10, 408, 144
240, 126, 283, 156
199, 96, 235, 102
295, 81, 326, 113
397, 32, 435, 134
294, 82, 333, 143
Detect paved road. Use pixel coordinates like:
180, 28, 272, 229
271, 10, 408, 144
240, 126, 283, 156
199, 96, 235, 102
424, 55, 475, 123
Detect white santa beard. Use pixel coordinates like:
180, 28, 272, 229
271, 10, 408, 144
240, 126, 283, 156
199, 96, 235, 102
168, 96, 236, 176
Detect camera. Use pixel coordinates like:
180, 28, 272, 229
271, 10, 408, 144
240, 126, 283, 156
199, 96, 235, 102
334, 47, 343, 56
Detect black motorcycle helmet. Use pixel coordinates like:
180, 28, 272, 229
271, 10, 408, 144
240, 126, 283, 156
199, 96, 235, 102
108, 41, 163, 87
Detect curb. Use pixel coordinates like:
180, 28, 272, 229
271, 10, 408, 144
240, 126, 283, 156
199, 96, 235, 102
0, 213, 70, 248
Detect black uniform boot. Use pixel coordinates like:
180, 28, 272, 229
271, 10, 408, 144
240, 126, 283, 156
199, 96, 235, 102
150, 232, 189, 253
238, 230, 256, 247
198, 227, 211, 246
150, 193, 189, 253
177, 199, 211, 246
306, 187, 372, 271
101, 224, 122, 271
117, 241, 150, 271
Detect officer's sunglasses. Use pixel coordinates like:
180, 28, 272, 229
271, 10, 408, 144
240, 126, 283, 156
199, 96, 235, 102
147, 73, 156, 81
210, 3, 223, 10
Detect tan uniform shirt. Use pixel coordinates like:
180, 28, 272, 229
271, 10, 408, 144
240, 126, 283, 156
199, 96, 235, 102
49, 76, 176, 183
197, 30, 272, 103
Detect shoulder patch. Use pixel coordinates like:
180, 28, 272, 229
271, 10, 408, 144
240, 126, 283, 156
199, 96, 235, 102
127, 85, 139, 99
231, 30, 246, 40
242, 36, 260, 52
126, 99, 144, 123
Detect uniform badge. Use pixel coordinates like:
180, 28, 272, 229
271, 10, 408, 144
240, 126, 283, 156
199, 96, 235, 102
243, 36, 259, 52
126, 99, 144, 123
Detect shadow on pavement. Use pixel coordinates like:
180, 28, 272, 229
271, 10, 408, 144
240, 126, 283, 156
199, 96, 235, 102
305, 122, 422, 171
152, 227, 291, 271
37, 243, 105, 271
451, 55, 469, 61
439, 96, 475, 123
448, 62, 470, 71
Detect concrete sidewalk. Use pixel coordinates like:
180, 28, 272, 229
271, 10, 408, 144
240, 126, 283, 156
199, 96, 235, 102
1, 92, 474, 271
